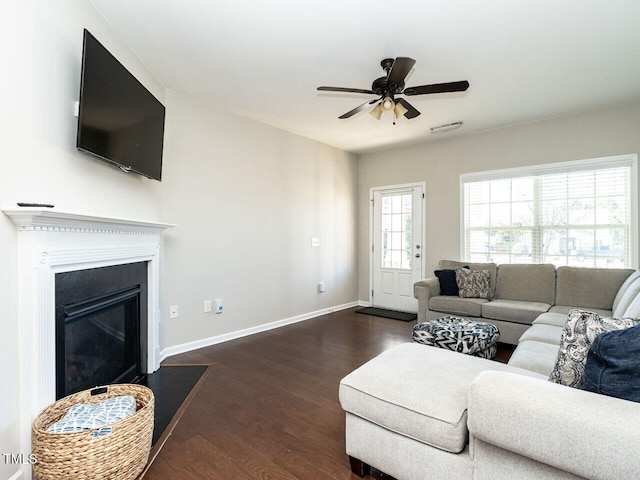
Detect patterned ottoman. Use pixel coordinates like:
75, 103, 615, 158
412, 316, 500, 359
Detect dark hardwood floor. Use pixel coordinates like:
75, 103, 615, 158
143, 307, 513, 480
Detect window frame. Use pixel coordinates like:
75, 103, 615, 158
459, 154, 639, 269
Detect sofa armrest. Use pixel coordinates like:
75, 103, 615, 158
414, 278, 440, 323
468, 371, 640, 480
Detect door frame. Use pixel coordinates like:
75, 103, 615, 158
369, 181, 426, 308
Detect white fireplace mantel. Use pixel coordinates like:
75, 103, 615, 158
3, 206, 174, 233
3, 206, 174, 472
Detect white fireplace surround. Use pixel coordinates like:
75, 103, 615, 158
2, 207, 173, 460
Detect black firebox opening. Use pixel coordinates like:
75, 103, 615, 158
55, 262, 148, 399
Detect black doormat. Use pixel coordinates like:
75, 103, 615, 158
356, 307, 417, 322
137, 364, 209, 446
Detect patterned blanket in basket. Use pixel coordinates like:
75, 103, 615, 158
46, 395, 136, 437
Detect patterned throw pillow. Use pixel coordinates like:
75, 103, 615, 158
455, 267, 494, 299
549, 310, 639, 388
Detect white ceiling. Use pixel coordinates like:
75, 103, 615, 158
90, 0, 640, 154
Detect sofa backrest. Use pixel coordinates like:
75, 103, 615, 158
495, 264, 556, 304
437, 260, 498, 292
613, 276, 640, 317
612, 270, 640, 315
555, 266, 635, 310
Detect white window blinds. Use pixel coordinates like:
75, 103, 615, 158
461, 155, 638, 268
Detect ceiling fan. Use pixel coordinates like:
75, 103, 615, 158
318, 57, 469, 122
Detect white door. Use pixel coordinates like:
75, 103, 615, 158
371, 184, 424, 312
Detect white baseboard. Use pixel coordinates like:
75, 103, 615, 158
159, 301, 363, 363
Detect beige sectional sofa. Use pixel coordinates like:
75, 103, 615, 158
339, 263, 640, 480
414, 260, 636, 344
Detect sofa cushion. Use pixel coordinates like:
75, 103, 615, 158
339, 343, 542, 454
555, 266, 634, 311
434, 269, 461, 296
548, 309, 638, 388
612, 277, 640, 317
482, 299, 551, 325
437, 260, 498, 292
549, 305, 612, 316
533, 312, 569, 328
469, 371, 640, 480
582, 323, 640, 402
507, 340, 560, 376
612, 270, 640, 314
455, 267, 494, 299
518, 323, 563, 346
429, 295, 488, 317
495, 263, 556, 304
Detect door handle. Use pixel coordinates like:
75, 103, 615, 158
415, 253, 421, 258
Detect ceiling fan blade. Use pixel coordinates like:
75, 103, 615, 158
339, 99, 379, 119
403, 80, 469, 96
395, 98, 421, 119
387, 57, 416, 87
318, 86, 376, 95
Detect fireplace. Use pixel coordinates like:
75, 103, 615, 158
2, 206, 173, 474
55, 262, 148, 399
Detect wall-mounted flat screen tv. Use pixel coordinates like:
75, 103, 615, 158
76, 29, 165, 181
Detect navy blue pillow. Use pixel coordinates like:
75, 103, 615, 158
434, 268, 467, 296
582, 322, 640, 403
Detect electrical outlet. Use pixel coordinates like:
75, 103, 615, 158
204, 300, 212, 313
169, 305, 179, 319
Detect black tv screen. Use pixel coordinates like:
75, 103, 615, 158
77, 29, 165, 181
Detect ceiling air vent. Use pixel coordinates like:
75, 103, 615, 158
430, 121, 463, 134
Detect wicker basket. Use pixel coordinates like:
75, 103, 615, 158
32, 384, 154, 480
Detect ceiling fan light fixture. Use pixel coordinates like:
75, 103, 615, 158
394, 102, 408, 118
381, 96, 395, 111
369, 103, 383, 120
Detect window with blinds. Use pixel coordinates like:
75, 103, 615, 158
461, 155, 638, 268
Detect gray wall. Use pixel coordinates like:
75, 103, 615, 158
357, 102, 640, 301
160, 89, 358, 351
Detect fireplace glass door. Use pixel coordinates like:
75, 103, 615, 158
55, 262, 147, 399
59, 288, 140, 398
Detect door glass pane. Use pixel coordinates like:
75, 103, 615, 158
381, 193, 412, 270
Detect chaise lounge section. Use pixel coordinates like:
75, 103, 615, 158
340, 263, 640, 480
